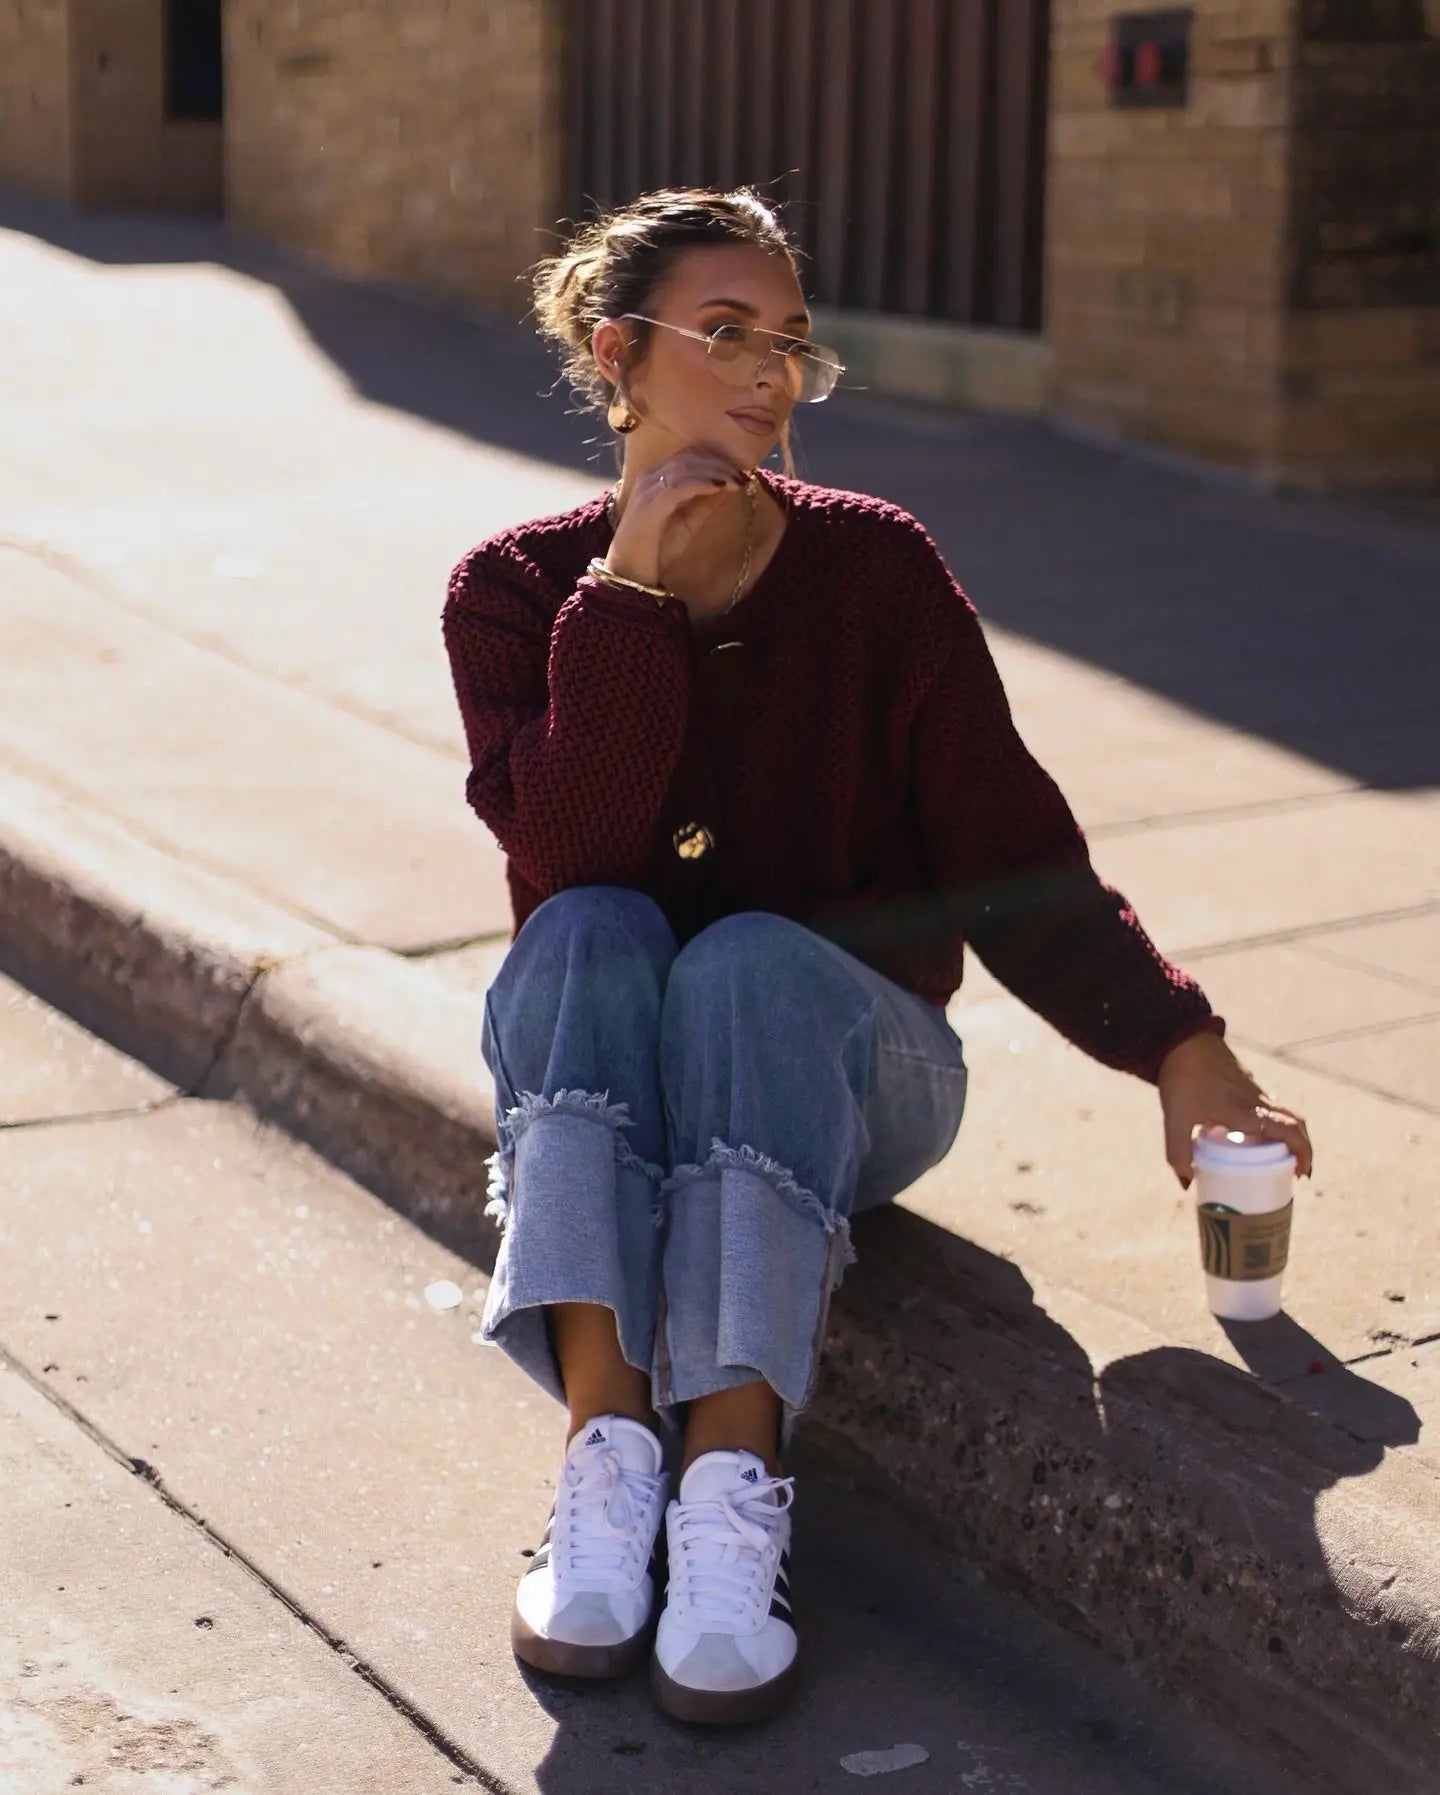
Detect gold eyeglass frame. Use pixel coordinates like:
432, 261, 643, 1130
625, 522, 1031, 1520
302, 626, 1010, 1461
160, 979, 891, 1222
618, 313, 845, 403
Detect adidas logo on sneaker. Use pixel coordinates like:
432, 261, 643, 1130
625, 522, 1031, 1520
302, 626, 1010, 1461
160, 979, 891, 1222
741, 1466, 759, 1483
585, 1427, 607, 1446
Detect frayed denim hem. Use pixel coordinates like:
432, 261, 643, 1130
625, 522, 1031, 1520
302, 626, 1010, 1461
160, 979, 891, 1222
656, 1145, 858, 1420
661, 1136, 857, 1288
483, 1086, 666, 1231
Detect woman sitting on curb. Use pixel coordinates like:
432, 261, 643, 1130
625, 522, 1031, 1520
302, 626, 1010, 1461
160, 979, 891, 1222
441, 187, 1314, 1728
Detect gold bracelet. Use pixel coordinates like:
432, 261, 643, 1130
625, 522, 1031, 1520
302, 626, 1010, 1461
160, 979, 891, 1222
586, 557, 673, 602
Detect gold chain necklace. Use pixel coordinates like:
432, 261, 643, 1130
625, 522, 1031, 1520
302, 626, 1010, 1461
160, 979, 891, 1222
607, 474, 758, 612
726, 475, 758, 612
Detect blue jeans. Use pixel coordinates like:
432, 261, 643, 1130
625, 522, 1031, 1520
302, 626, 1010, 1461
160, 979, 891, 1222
479, 887, 969, 1437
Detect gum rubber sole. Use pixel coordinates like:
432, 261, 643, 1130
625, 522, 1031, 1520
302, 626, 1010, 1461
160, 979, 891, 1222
511, 1606, 655, 1680
650, 1654, 800, 1726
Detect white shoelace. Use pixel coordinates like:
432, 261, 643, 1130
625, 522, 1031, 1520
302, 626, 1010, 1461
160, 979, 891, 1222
555, 1444, 662, 1587
670, 1476, 796, 1628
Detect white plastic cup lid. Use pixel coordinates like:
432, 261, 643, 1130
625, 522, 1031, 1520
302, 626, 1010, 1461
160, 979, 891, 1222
1192, 1127, 1294, 1172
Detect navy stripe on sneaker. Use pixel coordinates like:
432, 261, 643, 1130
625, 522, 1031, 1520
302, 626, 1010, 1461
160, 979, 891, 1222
769, 1553, 793, 1618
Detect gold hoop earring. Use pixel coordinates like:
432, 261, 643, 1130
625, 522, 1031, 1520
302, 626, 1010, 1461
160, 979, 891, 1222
607, 386, 639, 434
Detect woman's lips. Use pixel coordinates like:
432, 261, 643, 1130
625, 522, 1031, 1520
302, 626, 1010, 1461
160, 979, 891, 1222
728, 409, 778, 436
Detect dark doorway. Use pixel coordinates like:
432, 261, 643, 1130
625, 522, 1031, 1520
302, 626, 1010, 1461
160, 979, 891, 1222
167, 0, 224, 122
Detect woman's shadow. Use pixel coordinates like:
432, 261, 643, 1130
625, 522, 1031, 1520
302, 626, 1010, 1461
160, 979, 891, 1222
519, 1206, 1429, 1795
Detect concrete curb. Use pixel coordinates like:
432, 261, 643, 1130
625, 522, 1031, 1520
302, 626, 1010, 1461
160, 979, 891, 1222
0, 771, 334, 1089
1, 783, 1434, 1793
812, 1217, 1438, 1794
210, 944, 495, 1258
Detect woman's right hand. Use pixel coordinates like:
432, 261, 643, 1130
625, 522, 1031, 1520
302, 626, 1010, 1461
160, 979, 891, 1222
603, 446, 749, 590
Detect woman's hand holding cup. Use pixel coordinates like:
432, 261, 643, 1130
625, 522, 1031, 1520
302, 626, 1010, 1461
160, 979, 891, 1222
1156, 1030, 1313, 1192
1157, 1030, 1314, 1323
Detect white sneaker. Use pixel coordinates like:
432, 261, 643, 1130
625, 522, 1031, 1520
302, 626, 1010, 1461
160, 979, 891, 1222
511, 1414, 669, 1678
651, 1449, 798, 1725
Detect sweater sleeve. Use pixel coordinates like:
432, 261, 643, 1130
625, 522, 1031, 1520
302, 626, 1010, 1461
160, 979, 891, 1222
442, 542, 694, 897
904, 522, 1224, 1084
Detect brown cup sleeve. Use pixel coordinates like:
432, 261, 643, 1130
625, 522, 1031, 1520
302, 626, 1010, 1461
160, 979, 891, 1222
1197, 1200, 1293, 1282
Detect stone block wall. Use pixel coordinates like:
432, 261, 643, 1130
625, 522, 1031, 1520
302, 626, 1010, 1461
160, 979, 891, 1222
224, 0, 568, 316
0, 0, 71, 198
1045, 0, 1297, 472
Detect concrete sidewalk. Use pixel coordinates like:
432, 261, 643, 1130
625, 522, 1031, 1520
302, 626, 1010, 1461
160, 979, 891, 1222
1, 974, 1321, 1795
2, 192, 1438, 1789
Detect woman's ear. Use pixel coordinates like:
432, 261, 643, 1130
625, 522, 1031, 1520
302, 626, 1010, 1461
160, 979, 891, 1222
591, 319, 628, 388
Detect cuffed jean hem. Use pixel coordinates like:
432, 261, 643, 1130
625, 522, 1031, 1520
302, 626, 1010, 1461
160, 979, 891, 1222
483, 1086, 666, 1231
654, 1141, 856, 1435
479, 1097, 664, 1405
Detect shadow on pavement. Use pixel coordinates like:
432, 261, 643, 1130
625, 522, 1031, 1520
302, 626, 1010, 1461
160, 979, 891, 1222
6, 189, 1438, 797
798, 398, 1440, 801
383, 1167, 1425, 1793
1218, 1311, 1422, 1444
810, 1206, 1428, 1792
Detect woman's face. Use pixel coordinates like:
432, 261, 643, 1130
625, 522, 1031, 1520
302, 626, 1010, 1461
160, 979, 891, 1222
600, 243, 810, 467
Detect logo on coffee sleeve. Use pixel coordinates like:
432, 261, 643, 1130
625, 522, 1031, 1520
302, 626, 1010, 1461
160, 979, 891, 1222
1198, 1200, 1293, 1281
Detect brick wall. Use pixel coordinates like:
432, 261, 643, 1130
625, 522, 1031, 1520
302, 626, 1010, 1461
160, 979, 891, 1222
1276, 0, 1440, 484
225, 0, 568, 315
0, 0, 71, 198
1045, 0, 1297, 472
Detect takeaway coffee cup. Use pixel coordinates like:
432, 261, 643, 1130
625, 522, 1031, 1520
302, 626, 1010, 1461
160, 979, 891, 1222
1193, 1127, 1296, 1322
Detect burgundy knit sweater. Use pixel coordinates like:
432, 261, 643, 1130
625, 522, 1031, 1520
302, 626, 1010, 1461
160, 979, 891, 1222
442, 469, 1224, 1085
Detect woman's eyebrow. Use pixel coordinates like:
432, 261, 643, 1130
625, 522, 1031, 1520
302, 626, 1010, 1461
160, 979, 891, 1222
697, 296, 811, 328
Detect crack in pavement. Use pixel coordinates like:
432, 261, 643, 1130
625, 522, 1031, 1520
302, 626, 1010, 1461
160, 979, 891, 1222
1087, 786, 1372, 842
1177, 898, 1439, 967
1338, 1331, 1440, 1370
1200, 1023, 1437, 1119
401, 931, 513, 961
0, 1343, 515, 1794
0, 1092, 186, 1134
1274, 1010, 1440, 1055
1263, 1048, 1439, 1118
